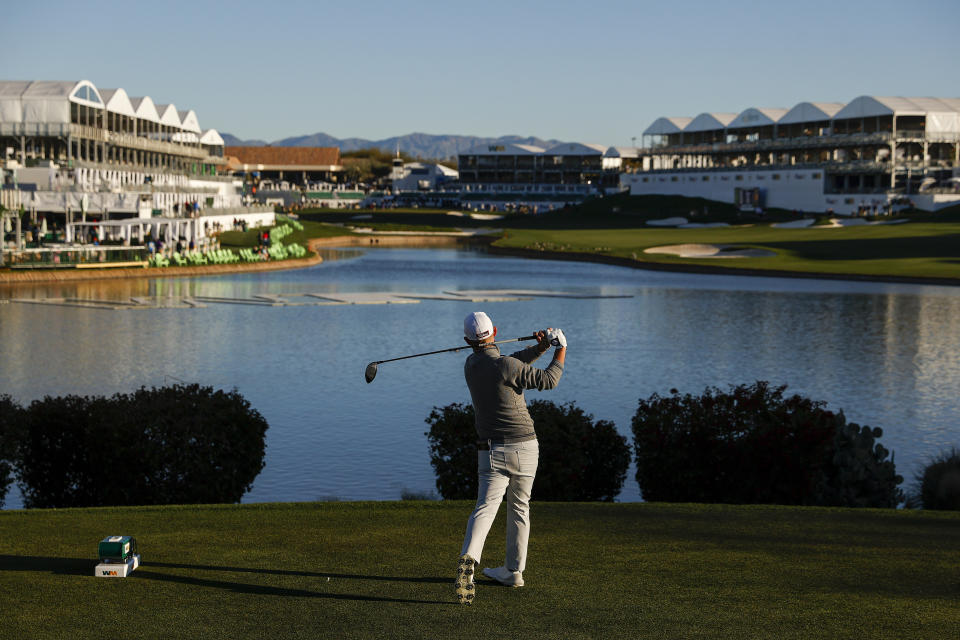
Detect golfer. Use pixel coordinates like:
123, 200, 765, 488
455, 311, 566, 605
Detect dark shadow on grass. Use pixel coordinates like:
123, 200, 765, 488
134, 570, 451, 605
147, 560, 450, 584
0, 555, 91, 576
762, 234, 960, 261
0, 555, 453, 605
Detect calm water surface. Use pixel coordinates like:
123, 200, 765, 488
2, 247, 959, 508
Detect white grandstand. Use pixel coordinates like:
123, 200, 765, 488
625, 96, 960, 214
1, 80, 273, 265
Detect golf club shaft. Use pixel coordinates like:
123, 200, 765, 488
375, 335, 537, 365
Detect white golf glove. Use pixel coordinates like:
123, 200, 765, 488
546, 328, 567, 348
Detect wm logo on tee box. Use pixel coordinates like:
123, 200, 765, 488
94, 535, 141, 578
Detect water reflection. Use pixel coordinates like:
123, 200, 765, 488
2, 247, 959, 508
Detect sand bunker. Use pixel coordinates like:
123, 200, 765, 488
647, 217, 688, 227
772, 219, 817, 229
644, 244, 776, 259
773, 217, 909, 229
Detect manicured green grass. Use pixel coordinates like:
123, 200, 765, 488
1, 501, 957, 639
497, 221, 960, 281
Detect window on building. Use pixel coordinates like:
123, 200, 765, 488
772, 174, 781, 180
812, 173, 821, 179
702, 176, 709, 181
735, 175, 743, 181
670, 176, 678, 182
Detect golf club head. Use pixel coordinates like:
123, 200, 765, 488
365, 362, 378, 384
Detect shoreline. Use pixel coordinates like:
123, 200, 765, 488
486, 244, 960, 288
4, 231, 959, 288
0, 253, 322, 286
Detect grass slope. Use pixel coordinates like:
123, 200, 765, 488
497, 221, 960, 280
1, 501, 957, 639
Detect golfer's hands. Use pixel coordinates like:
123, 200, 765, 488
534, 329, 551, 353
546, 328, 567, 349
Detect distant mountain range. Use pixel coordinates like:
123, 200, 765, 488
220, 132, 567, 160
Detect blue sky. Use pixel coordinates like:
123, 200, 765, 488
2, 0, 958, 145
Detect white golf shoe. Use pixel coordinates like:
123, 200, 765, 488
455, 554, 476, 605
482, 566, 524, 587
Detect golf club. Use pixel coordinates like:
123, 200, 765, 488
365, 335, 537, 383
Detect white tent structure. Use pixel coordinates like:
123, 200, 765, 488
626, 95, 960, 214
99, 88, 136, 119
544, 142, 607, 156
177, 109, 201, 134
199, 129, 225, 146
130, 96, 160, 124
642, 117, 693, 149
684, 112, 738, 133
778, 102, 844, 125
460, 142, 545, 155
726, 107, 789, 130
154, 103, 181, 128
0, 80, 103, 127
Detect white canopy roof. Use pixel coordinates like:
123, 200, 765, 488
834, 96, 960, 133
200, 129, 225, 146
130, 96, 160, 124
544, 142, 606, 156
0, 81, 32, 123
461, 143, 545, 155
177, 109, 201, 133
154, 103, 182, 127
643, 117, 692, 135
834, 96, 926, 119
99, 88, 137, 118
778, 102, 844, 125
684, 112, 737, 133
727, 107, 789, 129
604, 146, 639, 158
0, 80, 102, 124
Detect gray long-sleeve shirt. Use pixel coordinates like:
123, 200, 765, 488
464, 343, 564, 441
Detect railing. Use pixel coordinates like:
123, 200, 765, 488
633, 159, 944, 175
2, 245, 149, 269
198, 205, 274, 217
639, 130, 959, 155
70, 159, 237, 181
71, 124, 207, 159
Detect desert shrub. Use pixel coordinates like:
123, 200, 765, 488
15, 384, 268, 508
913, 447, 960, 510
0, 394, 23, 508
426, 400, 629, 501
632, 381, 903, 507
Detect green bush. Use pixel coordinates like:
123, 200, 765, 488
914, 447, 960, 510
15, 384, 268, 508
425, 400, 630, 501
632, 382, 903, 507
0, 394, 22, 508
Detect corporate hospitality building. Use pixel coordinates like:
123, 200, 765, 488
1, 80, 273, 264
623, 96, 960, 214
457, 142, 611, 209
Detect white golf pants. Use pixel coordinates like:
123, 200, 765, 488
460, 439, 539, 573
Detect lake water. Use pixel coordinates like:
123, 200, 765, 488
2, 247, 960, 508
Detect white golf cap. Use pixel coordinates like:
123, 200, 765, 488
464, 311, 494, 341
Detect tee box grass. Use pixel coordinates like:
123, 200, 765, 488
1, 501, 957, 639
